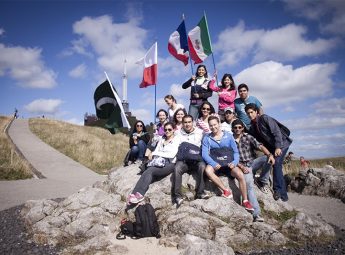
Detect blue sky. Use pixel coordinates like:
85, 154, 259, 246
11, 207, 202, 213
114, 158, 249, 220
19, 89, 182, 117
1, 0, 344, 159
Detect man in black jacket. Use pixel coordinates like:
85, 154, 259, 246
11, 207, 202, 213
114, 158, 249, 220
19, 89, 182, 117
244, 103, 292, 202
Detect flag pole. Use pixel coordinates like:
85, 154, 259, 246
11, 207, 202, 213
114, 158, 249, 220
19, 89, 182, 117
204, 11, 218, 85
183, 14, 194, 75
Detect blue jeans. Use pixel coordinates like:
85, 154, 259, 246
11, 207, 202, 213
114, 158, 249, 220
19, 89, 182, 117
130, 140, 147, 160
244, 168, 260, 217
272, 147, 289, 199
188, 104, 199, 121
251, 155, 271, 184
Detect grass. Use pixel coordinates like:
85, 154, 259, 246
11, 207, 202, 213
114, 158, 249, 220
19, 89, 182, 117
284, 156, 345, 176
29, 118, 129, 175
0, 116, 32, 180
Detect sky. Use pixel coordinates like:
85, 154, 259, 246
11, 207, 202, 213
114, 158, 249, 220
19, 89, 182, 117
0, 0, 344, 159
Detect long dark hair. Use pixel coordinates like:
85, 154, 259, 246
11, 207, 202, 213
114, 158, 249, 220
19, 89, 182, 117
131, 120, 147, 134
195, 64, 208, 78
198, 101, 215, 117
173, 108, 187, 125
221, 73, 235, 91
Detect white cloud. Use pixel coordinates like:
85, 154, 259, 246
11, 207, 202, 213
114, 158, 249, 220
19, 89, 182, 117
285, 116, 345, 130
24, 99, 63, 114
66, 118, 84, 126
312, 97, 345, 116
283, 0, 345, 36
0, 44, 57, 88
213, 21, 337, 67
69, 14, 147, 79
169, 83, 188, 98
234, 61, 337, 107
295, 133, 345, 142
283, 106, 295, 112
69, 63, 87, 78
131, 108, 151, 125
0, 28, 4, 36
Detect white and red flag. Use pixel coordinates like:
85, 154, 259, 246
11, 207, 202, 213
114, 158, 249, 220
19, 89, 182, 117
136, 42, 157, 88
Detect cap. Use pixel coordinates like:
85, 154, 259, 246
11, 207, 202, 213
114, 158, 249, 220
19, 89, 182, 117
224, 107, 234, 114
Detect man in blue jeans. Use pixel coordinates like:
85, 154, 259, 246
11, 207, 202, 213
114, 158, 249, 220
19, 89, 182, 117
245, 104, 292, 202
232, 119, 275, 222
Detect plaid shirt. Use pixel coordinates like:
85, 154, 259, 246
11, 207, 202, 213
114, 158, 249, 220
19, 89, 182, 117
235, 133, 262, 164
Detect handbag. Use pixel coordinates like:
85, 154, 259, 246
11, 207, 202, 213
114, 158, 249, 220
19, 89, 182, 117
210, 147, 234, 167
176, 142, 202, 162
147, 156, 166, 168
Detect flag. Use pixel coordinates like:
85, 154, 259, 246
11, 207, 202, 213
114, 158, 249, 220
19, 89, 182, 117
168, 20, 189, 66
94, 77, 130, 133
136, 42, 157, 88
188, 15, 212, 64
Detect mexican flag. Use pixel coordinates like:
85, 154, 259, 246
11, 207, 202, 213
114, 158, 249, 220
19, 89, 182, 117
188, 15, 212, 64
94, 77, 130, 133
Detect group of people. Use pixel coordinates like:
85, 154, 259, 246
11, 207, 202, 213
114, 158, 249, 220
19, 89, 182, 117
126, 65, 293, 222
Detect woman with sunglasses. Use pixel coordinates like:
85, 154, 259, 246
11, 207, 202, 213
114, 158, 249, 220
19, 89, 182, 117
129, 120, 150, 164
172, 108, 187, 131
196, 101, 217, 134
209, 73, 237, 122
128, 122, 180, 204
182, 65, 213, 120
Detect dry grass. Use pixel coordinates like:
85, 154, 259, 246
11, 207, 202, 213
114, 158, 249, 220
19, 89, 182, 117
29, 118, 129, 175
284, 157, 345, 176
0, 116, 33, 180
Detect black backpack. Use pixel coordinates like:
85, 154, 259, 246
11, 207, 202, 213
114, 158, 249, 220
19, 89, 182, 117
116, 203, 160, 239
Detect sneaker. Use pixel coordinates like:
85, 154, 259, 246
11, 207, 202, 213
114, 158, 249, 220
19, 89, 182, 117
273, 191, 281, 201
127, 194, 136, 205
222, 189, 233, 199
196, 193, 210, 199
128, 192, 144, 204
176, 197, 184, 206
253, 215, 265, 222
255, 178, 270, 194
281, 195, 289, 202
134, 159, 143, 164
134, 192, 145, 203
242, 200, 254, 212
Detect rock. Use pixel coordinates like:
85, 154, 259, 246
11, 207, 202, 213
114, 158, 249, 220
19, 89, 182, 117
20, 164, 336, 254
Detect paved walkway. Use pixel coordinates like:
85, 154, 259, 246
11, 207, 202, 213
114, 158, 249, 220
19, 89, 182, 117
0, 119, 105, 211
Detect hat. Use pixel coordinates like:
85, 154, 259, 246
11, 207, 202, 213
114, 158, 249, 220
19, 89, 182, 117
224, 107, 234, 114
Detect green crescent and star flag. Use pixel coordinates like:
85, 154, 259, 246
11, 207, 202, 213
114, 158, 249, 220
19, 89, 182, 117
94, 77, 131, 134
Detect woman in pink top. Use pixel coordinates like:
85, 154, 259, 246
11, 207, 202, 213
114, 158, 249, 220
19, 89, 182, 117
209, 73, 237, 122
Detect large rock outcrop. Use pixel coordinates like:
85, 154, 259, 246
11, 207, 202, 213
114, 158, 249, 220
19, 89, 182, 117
290, 167, 345, 203
21, 164, 335, 254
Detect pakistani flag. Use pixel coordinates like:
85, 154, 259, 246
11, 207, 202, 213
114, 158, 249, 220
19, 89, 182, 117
187, 15, 212, 64
94, 78, 130, 133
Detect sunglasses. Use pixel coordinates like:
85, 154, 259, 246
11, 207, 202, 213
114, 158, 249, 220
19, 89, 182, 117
202, 107, 211, 111
233, 126, 243, 130
136, 124, 143, 127
164, 128, 173, 132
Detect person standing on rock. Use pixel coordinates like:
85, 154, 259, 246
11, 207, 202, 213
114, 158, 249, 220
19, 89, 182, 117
245, 103, 292, 202
128, 122, 180, 204
201, 116, 254, 213
172, 115, 209, 206
232, 119, 275, 222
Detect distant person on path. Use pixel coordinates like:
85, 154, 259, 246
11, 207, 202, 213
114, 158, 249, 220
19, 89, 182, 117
182, 64, 212, 120
172, 115, 209, 206
164, 95, 185, 121
245, 103, 292, 202
283, 151, 294, 172
209, 73, 237, 122
128, 122, 180, 204
221, 107, 238, 134
232, 119, 275, 222
129, 120, 150, 164
201, 116, 254, 213
196, 101, 217, 134
234, 84, 263, 129
300, 156, 311, 170
13, 108, 18, 119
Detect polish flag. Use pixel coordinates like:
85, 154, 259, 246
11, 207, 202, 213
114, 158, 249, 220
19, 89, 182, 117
136, 42, 157, 88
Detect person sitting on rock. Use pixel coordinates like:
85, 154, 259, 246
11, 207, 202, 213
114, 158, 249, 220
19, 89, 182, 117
232, 119, 275, 222
129, 120, 150, 164
300, 156, 311, 171
201, 116, 254, 213
127, 122, 180, 204
172, 115, 209, 206
172, 108, 187, 131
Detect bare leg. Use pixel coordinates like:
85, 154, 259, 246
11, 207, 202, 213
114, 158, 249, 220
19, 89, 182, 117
204, 165, 227, 191
231, 167, 248, 201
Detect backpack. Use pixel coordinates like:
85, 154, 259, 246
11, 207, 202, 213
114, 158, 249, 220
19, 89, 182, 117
116, 203, 160, 240
176, 142, 203, 162
134, 203, 160, 238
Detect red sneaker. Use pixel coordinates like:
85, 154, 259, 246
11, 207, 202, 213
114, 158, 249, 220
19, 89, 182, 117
242, 200, 254, 212
222, 189, 233, 199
